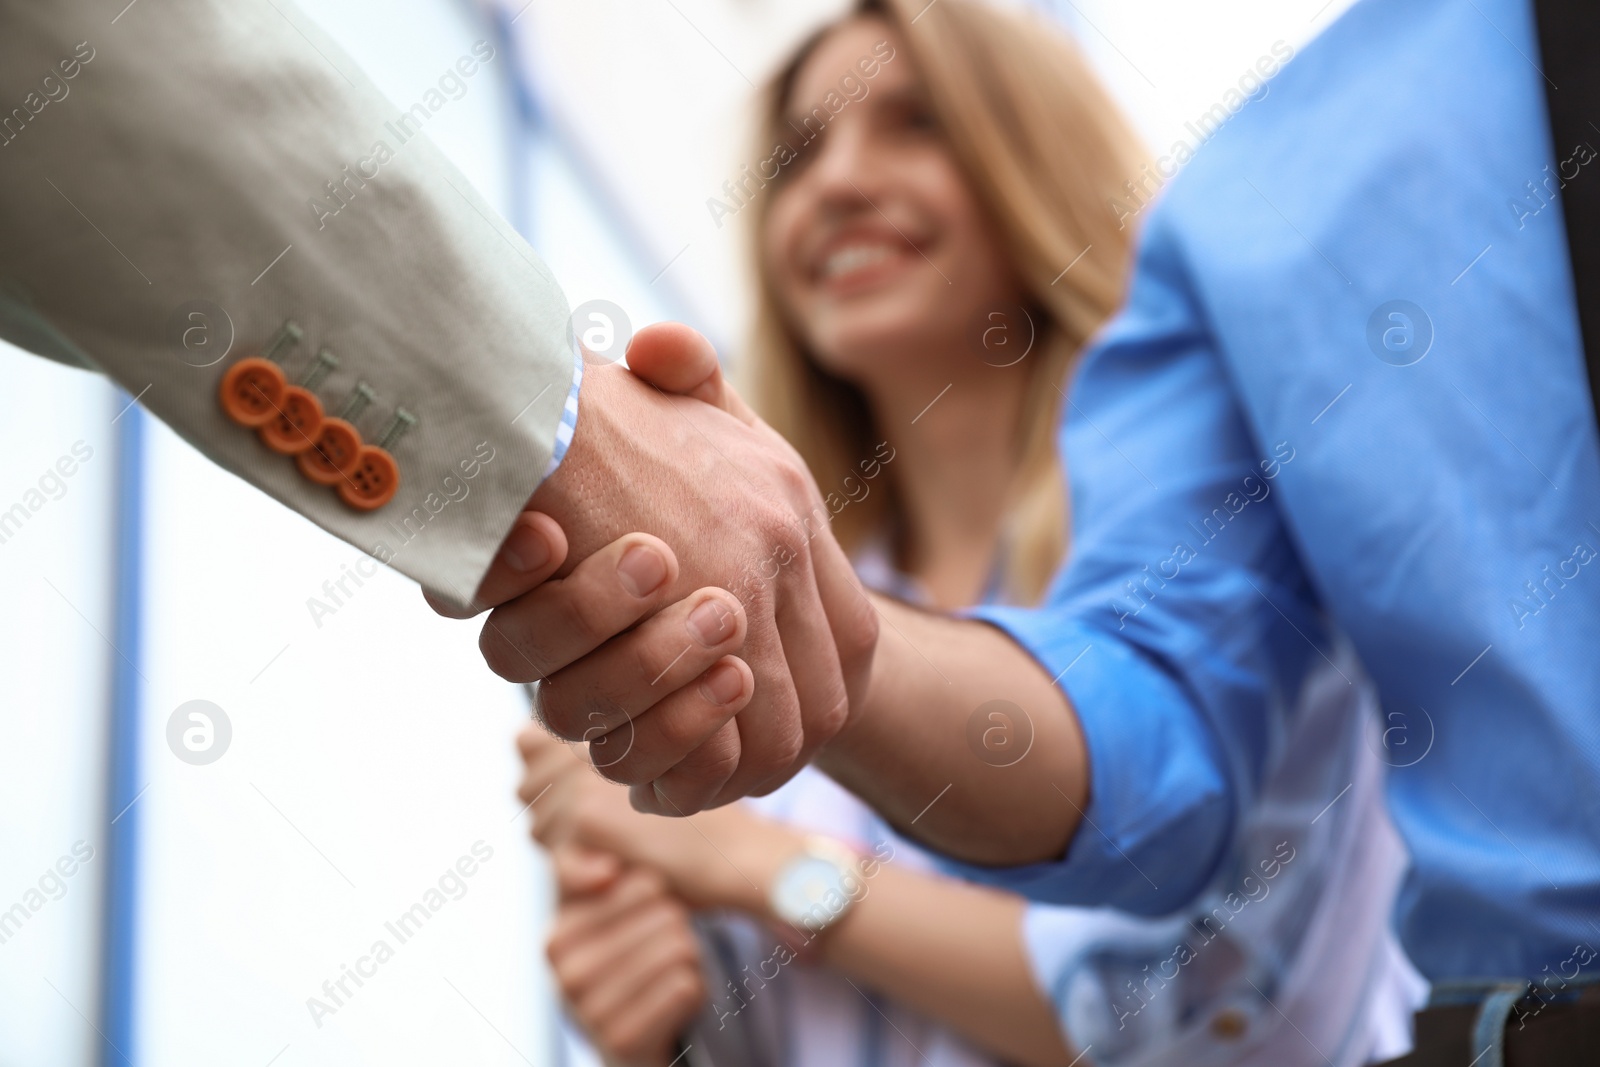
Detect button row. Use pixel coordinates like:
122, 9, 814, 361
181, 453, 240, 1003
218, 321, 414, 511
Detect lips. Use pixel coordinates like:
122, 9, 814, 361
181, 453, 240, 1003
806, 224, 927, 290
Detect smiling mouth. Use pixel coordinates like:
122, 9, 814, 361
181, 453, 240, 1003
822, 242, 897, 278
814, 238, 924, 288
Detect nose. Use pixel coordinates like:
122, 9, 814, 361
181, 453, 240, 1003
804, 117, 880, 211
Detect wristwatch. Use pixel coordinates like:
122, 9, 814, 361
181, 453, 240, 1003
768, 836, 862, 933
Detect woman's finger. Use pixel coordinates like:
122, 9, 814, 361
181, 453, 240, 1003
569, 907, 702, 1028
588, 962, 705, 1067
551, 843, 624, 900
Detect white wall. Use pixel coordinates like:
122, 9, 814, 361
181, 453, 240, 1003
0, 353, 116, 1067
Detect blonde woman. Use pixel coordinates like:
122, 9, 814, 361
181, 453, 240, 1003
518, 2, 1423, 1065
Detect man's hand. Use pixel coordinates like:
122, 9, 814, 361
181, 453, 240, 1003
432, 324, 878, 815
546, 845, 706, 1067
480, 326, 1087, 866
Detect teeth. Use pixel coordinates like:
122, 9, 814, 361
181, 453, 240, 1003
821, 243, 896, 279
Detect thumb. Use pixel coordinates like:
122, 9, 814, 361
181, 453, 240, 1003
625, 322, 758, 426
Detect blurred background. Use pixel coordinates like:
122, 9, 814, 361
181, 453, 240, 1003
0, 0, 1354, 1063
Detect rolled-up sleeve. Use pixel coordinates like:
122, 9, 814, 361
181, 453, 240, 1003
954, 211, 1326, 915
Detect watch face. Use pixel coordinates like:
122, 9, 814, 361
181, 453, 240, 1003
773, 854, 853, 931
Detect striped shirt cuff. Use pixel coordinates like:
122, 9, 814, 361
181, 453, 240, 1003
544, 343, 583, 479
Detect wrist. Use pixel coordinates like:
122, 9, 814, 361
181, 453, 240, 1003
727, 825, 808, 921
530, 360, 612, 517
527, 363, 638, 567
816, 592, 904, 774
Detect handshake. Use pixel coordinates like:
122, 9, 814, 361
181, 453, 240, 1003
426, 323, 881, 815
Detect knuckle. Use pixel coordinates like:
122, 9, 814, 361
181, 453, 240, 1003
754, 706, 805, 781
569, 798, 611, 842
662, 896, 695, 926
752, 498, 799, 545
654, 703, 706, 754
685, 732, 741, 783
772, 453, 810, 500
631, 634, 685, 692
664, 968, 707, 1011
773, 709, 806, 768
554, 590, 611, 650
666, 929, 702, 968
751, 734, 803, 787
642, 900, 682, 933
731, 589, 770, 637
784, 531, 817, 574
622, 864, 668, 898
841, 597, 881, 662
812, 691, 852, 745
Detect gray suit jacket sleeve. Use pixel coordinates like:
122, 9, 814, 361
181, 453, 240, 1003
0, 0, 577, 602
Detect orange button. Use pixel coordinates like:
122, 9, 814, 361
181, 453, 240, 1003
1210, 1010, 1248, 1040
219, 358, 287, 428
259, 386, 325, 455
337, 445, 400, 511
295, 418, 363, 486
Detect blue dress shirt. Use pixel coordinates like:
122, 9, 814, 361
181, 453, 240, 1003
968, 0, 1600, 983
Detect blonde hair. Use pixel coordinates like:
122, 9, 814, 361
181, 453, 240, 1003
742, 0, 1145, 605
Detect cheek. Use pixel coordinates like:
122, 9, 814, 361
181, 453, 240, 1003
932, 199, 1022, 323
926, 168, 1010, 283
762, 195, 819, 311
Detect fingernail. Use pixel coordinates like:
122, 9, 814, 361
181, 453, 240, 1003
502, 519, 550, 573
617, 545, 668, 597
699, 661, 744, 706
688, 598, 736, 646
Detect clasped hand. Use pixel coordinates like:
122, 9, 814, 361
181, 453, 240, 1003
425, 324, 879, 814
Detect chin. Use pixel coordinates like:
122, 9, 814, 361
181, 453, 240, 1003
809, 327, 927, 383
807, 295, 940, 372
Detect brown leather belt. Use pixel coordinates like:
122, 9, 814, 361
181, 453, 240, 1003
1375, 980, 1600, 1067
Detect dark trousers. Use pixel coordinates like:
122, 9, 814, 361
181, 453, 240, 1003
1376, 981, 1600, 1067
